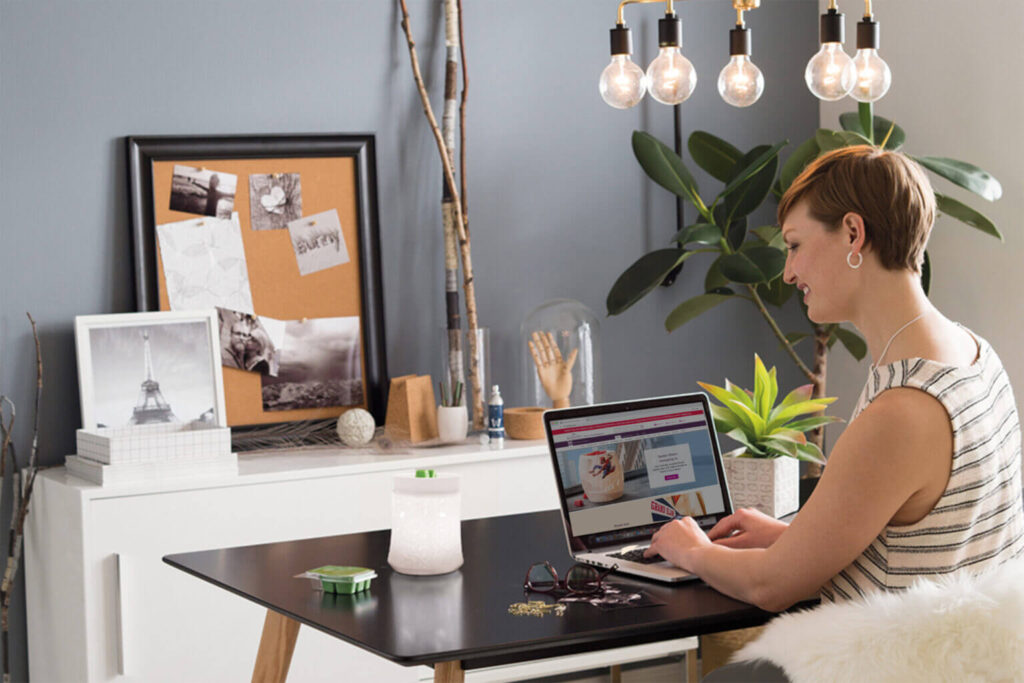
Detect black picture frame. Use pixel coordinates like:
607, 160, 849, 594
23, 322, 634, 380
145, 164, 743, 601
126, 134, 388, 433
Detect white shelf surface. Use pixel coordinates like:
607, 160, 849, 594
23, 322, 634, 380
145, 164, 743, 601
48, 438, 550, 500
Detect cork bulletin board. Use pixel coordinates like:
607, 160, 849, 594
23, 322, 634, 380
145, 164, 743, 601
127, 135, 387, 430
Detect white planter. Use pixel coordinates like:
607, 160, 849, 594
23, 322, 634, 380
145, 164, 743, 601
722, 455, 799, 518
436, 405, 469, 444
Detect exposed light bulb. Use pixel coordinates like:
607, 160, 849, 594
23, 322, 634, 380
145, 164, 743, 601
851, 48, 891, 102
805, 43, 855, 101
646, 47, 697, 105
718, 54, 764, 107
599, 54, 647, 109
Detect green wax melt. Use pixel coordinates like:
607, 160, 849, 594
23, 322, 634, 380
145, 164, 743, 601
306, 565, 376, 594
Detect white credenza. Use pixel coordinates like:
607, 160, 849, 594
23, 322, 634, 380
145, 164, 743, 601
25, 439, 560, 683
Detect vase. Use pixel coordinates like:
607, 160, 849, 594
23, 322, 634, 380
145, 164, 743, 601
521, 299, 601, 408
436, 405, 469, 444
439, 327, 490, 431
722, 455, 799, 518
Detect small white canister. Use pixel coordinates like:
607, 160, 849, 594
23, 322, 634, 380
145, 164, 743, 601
387, 470, 463, 575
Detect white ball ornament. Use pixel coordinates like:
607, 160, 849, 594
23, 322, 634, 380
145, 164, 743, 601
336, 408, 376, 447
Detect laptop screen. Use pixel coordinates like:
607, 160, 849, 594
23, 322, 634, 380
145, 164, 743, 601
544, 393, 733, 551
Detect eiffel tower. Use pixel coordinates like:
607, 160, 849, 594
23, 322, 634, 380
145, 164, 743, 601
131, 331, 177, 424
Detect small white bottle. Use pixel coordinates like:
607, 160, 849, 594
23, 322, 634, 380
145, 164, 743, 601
488, 384, 505, 445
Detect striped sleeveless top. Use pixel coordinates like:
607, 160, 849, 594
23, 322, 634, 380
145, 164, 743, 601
821, 330, 1024, 602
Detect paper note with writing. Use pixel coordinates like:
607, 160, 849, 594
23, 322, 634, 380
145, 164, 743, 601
287, 209, 350, 276
644, 443, 696, 488
157, 212, 255, 313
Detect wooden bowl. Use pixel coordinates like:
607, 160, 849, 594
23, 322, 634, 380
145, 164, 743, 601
505, 406, 547, 440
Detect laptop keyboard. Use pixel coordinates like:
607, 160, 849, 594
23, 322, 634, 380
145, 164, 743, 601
609, 548, 663, 564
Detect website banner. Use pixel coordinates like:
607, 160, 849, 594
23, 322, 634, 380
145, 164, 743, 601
549, 401, 727, 540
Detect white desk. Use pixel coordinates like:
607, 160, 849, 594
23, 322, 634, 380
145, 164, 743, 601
25, 440, 560, 682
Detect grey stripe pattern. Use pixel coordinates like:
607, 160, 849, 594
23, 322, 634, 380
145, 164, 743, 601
822, 331, 1024, 602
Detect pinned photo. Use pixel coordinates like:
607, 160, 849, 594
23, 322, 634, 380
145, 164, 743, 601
156, 213, 255, 314
261, 316, 362, 411
249, 173, 302, 231
169, 165, 237, 218
216, 308, 282, 376
287, 209, 350, 276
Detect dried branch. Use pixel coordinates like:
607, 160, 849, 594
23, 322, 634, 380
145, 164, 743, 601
399, 0, 485, 428
0, 313, 42, 681
457, 0, 469, 219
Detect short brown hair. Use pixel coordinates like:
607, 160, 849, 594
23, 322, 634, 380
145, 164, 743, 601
777, 146, 935, 272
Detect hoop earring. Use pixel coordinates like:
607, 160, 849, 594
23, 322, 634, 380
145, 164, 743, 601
847, 251, 863, 269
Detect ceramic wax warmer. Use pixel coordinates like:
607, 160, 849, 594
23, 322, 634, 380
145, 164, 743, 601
387, 470, 463, 575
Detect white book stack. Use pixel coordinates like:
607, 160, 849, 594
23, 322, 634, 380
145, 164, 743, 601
65, 422, 237, 486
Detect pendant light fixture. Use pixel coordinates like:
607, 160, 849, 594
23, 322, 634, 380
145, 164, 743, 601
718, 0, 764, 107
851, 1, 891, 102
805, 1, 856, 101
645, 10, 697, 105
599, 23, 647, 108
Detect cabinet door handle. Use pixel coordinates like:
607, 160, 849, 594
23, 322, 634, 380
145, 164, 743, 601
115, 553, 130, 676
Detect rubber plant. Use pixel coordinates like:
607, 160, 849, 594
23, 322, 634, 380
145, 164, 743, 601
608, 101, 1003, 467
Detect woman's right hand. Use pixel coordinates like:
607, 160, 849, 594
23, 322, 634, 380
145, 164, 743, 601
706, 508, 788, 549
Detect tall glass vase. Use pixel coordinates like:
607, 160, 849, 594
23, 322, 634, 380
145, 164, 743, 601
440, 327, 490, 432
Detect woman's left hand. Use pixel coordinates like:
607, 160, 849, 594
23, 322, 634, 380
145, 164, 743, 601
642, 517, 712, 571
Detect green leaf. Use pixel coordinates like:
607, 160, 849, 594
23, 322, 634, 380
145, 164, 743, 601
697, 381, 735, 408
725, 380, 756, 411
778, 384, 813, 409
766, 366, 778, 418
607, 249, 687, 315
672, 222, 722, 246
913, 156, 1002, 202
783, 415, 844, 433
665, 293, 732, 332
761, 434, 800, 459
839, 110, 866, 137
815, 128, 872, 152
688, 131, 743, 184
722, 146, 780, 223
632, 131, 706, 216
859, 102, 873, 143
935, 193, 1002, 240
753, 354, 771, 418
709, 403, 742, 433
795, 441, 826, 464
719, 247, 786, 284
833, 327, 867, 361
921, 250, 931, 296
767, 398, 837, 430
752, 226, 780, 244
714, 141, 787, 204
728, 399, 767, 438
779, 137, 820, 194
704, 256, 730, 292
757, 275, 794, 307
724, 428, 766, 456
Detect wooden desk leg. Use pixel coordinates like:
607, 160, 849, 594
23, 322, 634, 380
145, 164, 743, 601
252, 609, 301, 683
434, 660, 465, 683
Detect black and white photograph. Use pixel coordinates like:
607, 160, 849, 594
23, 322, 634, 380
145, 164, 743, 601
261, 316, 363, 411
169, 164, 237, 218
74, 311, 227, 429
248, 173, 302, 230
217, 307, 282, 376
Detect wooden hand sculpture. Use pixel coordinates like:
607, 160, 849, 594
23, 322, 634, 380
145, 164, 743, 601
528, 331, 579, 409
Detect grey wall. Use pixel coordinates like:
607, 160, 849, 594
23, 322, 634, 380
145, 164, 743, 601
0, 1, 816, 679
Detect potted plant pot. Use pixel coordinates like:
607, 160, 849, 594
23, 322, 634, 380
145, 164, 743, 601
722, 450, 800, 518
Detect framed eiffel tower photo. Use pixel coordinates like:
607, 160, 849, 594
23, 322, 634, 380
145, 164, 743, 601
74, 310, 226, 430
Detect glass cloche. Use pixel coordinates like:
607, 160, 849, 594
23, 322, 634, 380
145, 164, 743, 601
521, 299, 601, 408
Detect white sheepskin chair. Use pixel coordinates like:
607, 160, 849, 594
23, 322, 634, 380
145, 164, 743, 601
733, 557, 1024, 683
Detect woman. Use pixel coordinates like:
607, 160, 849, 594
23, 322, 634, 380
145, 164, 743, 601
645, 145, 1024, 612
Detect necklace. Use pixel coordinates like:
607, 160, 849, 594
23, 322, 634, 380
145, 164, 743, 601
872, 311, 928, 370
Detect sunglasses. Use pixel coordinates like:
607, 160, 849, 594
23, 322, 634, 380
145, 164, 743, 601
523, 561, 615, 595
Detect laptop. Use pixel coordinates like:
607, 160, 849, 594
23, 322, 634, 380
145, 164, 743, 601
542, 392, 734, 583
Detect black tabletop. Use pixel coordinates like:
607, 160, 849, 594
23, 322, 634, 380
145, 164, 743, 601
164, 510, 784, 670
